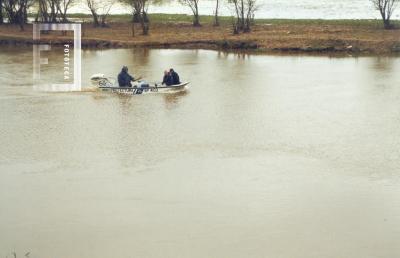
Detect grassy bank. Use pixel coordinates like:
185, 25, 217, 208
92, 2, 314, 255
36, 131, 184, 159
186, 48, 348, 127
1, 13, 400, 54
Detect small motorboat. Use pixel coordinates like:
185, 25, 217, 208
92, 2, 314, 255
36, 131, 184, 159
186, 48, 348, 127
90, 74, 189, 95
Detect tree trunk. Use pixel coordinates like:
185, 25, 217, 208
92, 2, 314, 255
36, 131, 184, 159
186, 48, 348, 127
192, 1, 201, 26
37, 0, 49, 22
233, 0, 240, 33
23, 4, 27, 23
193, 14, 200, 26
91, 9, 99, 27
51, 3, 56, 22
240, 0, 245, 30
16, 1, 27, 31
244, 7, 252, 32
378, 3, 394, 30
382, 12, 392, 29
214, 0, 219, 26
62, 10, 68, 22
0, 0, 3, 24
18, 10, 24, 31
140, 11, 148, 35
133, 12, 140, 22
384, 19, 392, 29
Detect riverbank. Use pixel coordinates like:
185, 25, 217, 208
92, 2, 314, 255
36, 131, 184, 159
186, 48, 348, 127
1, 14, 400, 54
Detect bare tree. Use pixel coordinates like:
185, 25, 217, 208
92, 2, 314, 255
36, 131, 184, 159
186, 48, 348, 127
122, 0, 150, 35
56, 0, 75, 22
46, 0, 58, 22
179, 0, 201, 26
3, 0, 34, 29
49, 0, 58, 22
244, 0, 257, 31
34, 0, 68, 23
36, 0, 58, 22
35, 0, 49, 22
98, 0, 115, 26
372, 0, 399, 29
229, 0, 257, 33
86, 0, 115, 27
86, 0, 99, 26
229, 0, 241, 32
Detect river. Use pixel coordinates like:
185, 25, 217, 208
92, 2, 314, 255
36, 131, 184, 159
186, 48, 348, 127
0, 47, 400, 258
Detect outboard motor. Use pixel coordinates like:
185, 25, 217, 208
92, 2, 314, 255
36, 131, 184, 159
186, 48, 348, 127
90, 74, 113, 87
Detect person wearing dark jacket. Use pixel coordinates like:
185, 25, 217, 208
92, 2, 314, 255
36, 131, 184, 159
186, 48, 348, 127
170, 68, 180, 85
118, 66, 134, 87
162, 70, 173, 86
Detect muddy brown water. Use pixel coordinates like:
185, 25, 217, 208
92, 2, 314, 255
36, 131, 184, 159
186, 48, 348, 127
0, 47, 400, 258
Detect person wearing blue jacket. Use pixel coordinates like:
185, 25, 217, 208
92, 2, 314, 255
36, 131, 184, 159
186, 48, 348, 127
170, 68, 180, 85
162, 70, 173, 86
118, 66, 134, 87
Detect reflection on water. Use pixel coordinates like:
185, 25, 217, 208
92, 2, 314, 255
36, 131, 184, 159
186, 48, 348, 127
0, 47, 400, 258
371, 57, 395, 72
163, 90, 189, 109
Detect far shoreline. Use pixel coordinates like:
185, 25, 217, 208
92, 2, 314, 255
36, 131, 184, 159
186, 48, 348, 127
1, 14, 400, 55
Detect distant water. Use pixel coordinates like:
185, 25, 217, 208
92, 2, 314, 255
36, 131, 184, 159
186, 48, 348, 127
70, 0, 400, 20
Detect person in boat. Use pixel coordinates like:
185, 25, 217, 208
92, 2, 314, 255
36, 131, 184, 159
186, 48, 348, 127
170, 68, 181, 85
162, 70, 173, 86
118, 66, 134, 87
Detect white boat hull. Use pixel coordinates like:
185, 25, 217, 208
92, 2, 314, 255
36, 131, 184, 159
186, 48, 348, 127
99, 82, 189, 95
